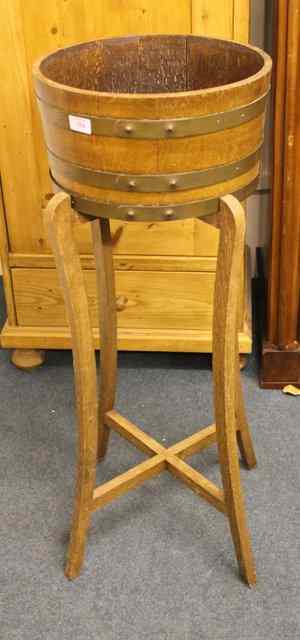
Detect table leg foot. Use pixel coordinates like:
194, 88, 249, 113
11, 348, 45, 370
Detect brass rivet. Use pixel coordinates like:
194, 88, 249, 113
241, 113, 246, 119
125, 124, 133, 134
169, 179, 177, 189
164, 208, 174, 218
166, 123, 174, 134
128, 180, 136, 190
127, 209, 135, 220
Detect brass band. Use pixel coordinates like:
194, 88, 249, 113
50, 172, 259, 222
48, 146, 262, 194
40, 91, 268, 140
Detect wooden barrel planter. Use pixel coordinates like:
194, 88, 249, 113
33, 36, 273, 583
33, 35, 272, 222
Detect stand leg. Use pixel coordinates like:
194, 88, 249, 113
236, 344, 257, 469
213, 195, 256, 586
45, 193, 98, 579
92, 219, 117, 460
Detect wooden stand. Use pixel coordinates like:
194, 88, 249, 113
45, 192, 257, 586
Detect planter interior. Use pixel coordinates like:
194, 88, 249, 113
40, 34, 264, 94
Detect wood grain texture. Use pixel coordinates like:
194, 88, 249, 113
33, 37, 271, 167
262, 0, 300, 387
74, 218, 196, 257
105, 410, 165, 455
36, 65, 271, 120
12, 267, 216, 330
93, 1, 191, 37
20, 0, 61, 207
42, 111, 264, 175
192, 0, 234, 39
233, 0, 250, 43
36, 33, 264, 93
235, 338, 257, 469
92, 219, 117, 459
8, 253, 218, 272
0, 0, 43, 254
44, 193, 98, 580
213, 195, 256, 586
11, 249, 249, 333
278, 0, 300, 348
266, 0, 288, 345
92, 455, 167, 512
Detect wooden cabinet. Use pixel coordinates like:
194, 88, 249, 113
261, 0, 300, 387
0, 1, 252, 358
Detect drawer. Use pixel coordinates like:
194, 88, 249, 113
12, 268, 216, 330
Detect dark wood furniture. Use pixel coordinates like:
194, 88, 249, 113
261, 0, 300, 388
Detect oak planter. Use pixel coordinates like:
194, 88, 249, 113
34, 34, 271, 582
33, 35, 271, 223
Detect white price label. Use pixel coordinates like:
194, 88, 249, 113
68, 114, 92, 135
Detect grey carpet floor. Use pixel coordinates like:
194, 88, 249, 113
0, 289, 299, 639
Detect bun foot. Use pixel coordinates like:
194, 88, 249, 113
239, 354, 249, 370
11, 349, 46, 370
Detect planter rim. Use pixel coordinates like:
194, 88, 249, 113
33, 33, 272, 102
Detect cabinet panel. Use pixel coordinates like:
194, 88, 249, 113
93, 1, 191, 36
233, 0, 250, 42
192, 1, 234, 38
0, 0, 42, 254
194, 220, 219, 256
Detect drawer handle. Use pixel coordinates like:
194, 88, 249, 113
116, 295, 128, 311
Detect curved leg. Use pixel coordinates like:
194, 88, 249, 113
236, 344, 257, 469
92, 219, 117, 460
213, 195, 256, 586
11, 349, 45, 369
45, 193, 98, 579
